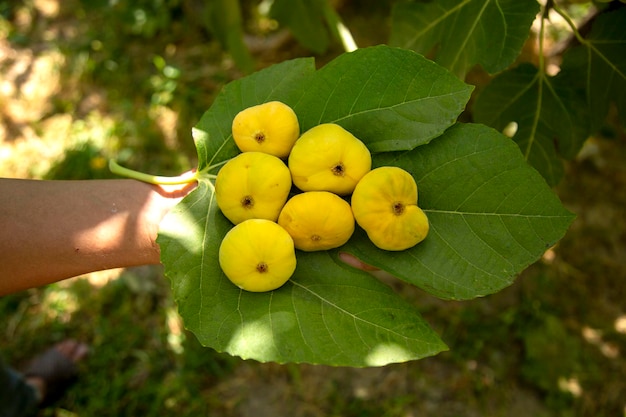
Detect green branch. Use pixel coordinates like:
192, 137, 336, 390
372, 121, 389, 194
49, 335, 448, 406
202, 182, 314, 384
551, 3, 587, 45
552, 3, 626, 82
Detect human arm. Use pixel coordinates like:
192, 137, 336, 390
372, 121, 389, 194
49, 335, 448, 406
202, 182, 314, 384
0, 178, 196, 295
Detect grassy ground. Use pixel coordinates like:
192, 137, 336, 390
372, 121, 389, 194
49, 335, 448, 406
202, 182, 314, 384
1, 1, 626, 416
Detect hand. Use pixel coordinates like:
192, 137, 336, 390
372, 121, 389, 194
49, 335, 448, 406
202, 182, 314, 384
0, 177, 197, 294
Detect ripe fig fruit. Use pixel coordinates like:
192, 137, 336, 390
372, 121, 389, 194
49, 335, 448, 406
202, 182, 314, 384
231, 101, 300, 158
288, 123, 371, 196
219, 219, 297, 292
215, 152, 291, 224
278, 191, 355, 251
351, 166, 429, 251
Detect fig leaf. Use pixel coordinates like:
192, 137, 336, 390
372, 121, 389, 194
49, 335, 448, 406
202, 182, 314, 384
158, 45, 573, 366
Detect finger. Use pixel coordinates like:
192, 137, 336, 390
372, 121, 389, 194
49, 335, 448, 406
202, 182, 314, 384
338, 252, 380, 272
155, 180, 198, 199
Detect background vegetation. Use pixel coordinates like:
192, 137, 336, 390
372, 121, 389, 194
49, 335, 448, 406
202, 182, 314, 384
1, 0, 624, 416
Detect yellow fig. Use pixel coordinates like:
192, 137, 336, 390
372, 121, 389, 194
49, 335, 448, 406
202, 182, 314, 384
219, 219, 297, 292
278, 191, 355, 251
231, 101, 300, 158
351, 166, 429, 251
288, 123, 371, 196
215, 152, 291, 224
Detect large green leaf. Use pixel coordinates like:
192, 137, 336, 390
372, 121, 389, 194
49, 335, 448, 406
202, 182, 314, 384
159, 192, 447, 366
343, 123, 575, 300
157, 46, 573, 366
293, 46, 473, 152
192, 45, 473, 165
389, 0, 539, 77
558, 7, 626, 130
472, 63, 590, 186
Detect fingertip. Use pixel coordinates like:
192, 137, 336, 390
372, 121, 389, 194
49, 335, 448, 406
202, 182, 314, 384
338, 252, 379, 272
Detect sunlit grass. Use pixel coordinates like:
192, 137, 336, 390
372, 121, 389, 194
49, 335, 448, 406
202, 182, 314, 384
0, 110, 118, 179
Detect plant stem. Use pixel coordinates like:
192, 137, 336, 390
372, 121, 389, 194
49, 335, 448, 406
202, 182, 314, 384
551, 2, 587, 45
524, 6, 547, 160
202, 158, 229, 173
109, 159, 199, 185
538, 7, 546, 72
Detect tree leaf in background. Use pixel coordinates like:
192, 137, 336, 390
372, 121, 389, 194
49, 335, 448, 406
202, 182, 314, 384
343, 123, 575, 300
390, 0, 539, 77
205, 0, 254, 73
558, 7, 626, 131
270, 0, 331, 54
472, 64, 590, 186
294, 46, 473, 152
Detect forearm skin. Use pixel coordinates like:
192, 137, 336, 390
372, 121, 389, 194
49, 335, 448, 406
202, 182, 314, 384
0, 178, 193, 295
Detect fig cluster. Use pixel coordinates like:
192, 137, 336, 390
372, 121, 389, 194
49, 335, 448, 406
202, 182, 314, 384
216, 101, 429, 292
